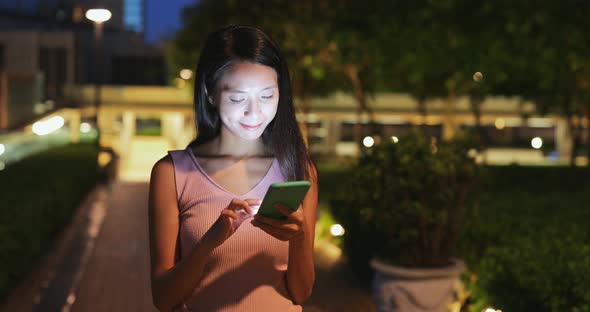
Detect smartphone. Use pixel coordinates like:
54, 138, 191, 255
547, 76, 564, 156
256, 181, 311, 220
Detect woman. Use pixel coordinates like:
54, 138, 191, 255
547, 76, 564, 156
148, 25, 318, 311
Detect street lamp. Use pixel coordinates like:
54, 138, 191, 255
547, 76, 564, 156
85, 8, 111, 148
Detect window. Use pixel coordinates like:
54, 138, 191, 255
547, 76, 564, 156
124, 0, 144, 33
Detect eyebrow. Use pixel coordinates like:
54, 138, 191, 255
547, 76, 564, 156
223, 85, 278, 93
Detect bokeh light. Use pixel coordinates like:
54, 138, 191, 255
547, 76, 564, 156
330, 224, 345, 237
32, 116, 65, 136
180, 69, 193, 80
85, 9, 112, 23
80, 122, 92, 133
363, 136, 374, 147
531, 137, 543, 149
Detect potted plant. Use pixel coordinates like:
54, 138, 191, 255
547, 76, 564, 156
332, 129, 479, 312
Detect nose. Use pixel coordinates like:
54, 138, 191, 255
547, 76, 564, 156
244, 99, 262, 116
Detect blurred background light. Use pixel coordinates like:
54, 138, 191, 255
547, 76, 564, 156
391, 136, 399, 143
495, 118, 505, 130
0, 143, 5, 156
531, 137, 543, 149
85, 9, 112, 23
80, 122, 92, 133
363, 136, 374, 147
330, 224, 345, 237
179, 69, 193, 80
32, 116, 65, 136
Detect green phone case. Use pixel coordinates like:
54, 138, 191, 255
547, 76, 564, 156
257, 181, 311, 220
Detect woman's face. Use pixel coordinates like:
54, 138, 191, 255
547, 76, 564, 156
213, 62, 279, 141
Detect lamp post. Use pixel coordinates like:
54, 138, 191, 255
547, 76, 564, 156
85, 8, 111, 148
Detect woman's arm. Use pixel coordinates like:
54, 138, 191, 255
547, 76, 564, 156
248, 163, 320, 304
149, 155, 256, 311
284, 165, 318, 303
148, 155, 215, 311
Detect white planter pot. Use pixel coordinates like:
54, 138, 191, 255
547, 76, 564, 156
370, 258, 466, 312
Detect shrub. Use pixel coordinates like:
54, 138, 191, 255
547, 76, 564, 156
331, 129, 480, 273
0, 143, 99, 303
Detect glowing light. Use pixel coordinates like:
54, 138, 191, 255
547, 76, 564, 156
32, 116, 65, 136
0, 161, 5, 171
330, 224, 345, 236
85, 9, 112, 23
531, 137, 543, 149
467, 148, 478, 158
484, 308, 502, 312
0, 143, 5, 156
98, 151, 112, 168
473, 71, 484, 82
363, 136, 374, 147
80, 122, 92, 133
391, 136, 399, 143
495, 118, 505, 130
179, 69, 193, 80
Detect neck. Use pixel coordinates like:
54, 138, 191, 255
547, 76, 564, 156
212, 128, 268, 158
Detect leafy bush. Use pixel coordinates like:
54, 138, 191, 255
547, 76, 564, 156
459, 166, 590, 312
0, 143, 99, 304
323, 158, 590, 310
332, 129, 480, 272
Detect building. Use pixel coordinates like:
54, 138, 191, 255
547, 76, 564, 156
0, 0, 165, 131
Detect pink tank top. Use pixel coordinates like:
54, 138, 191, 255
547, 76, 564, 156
168, 147, 302, 312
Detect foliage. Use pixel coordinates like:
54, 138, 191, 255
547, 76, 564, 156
458, 166, 590, 311
0, 144, 99, 304
322, 162, 590, 310
332, 130, 480, 270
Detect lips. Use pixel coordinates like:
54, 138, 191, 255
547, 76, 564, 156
240, 123, 263, 130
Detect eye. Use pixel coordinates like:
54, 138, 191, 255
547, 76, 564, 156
261, 93, 274, 100
229, 97, 245, 103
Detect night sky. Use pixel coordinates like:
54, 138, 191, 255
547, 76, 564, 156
145, 0, 196, 43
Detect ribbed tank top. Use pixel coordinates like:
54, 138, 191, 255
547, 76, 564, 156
168, 147, 302, 312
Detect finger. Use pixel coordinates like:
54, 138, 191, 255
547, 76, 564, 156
244, 198, 263, 206
253, 216, 300, 233
227, 199, 251, 212
273, 203, 302, 220
221, 209, 239, 220
244, 198, 263, 214
253, 214, 289, 227
251, 220, 291, 241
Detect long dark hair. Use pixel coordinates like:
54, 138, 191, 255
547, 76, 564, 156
189, 25, 314, 181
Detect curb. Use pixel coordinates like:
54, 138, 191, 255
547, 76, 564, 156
0, 182, 109, 312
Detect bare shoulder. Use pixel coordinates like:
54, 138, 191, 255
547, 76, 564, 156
149, 154, 178, 215
152, 153, 173, 171
150, 154, 174, 186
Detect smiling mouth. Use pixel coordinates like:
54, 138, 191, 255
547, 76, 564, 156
240, 123, 263, 130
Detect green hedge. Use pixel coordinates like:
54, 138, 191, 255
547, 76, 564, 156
322, 163, 590, 311
0, 143, 99, 303
459, 166, 590, 311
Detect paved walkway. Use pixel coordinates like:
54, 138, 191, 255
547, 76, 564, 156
2, 181, 374, 312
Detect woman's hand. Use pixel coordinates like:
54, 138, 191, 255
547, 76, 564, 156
251, 203, 305, 241
202, 198, 261, 249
